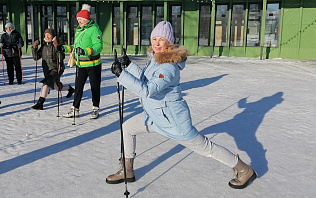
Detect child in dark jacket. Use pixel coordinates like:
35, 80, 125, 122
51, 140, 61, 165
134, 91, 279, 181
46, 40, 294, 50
31, 28, 74, 110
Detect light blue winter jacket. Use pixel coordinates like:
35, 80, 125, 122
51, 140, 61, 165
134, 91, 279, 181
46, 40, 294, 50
118, 47, 199, 141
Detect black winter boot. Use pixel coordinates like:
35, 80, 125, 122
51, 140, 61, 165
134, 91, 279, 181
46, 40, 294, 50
66, 85, 74, 98
31, 97, 46, 110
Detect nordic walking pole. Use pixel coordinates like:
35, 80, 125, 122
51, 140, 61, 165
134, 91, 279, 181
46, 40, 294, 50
73, 55, 79, 126
1, 48, 5, 84
58, 52, 63, 103
34, 53, 38, 103
18, 47, 24, 83
120, 48, 127, 154
56, 54, 60, 119
113, 49, 130, 198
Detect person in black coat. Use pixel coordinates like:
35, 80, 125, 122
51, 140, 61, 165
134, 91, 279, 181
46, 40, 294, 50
31, 28, 74, 110
0, 22, 24, 85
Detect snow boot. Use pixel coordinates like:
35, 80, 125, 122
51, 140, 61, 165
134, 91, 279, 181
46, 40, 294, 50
63, 106, 79, 118
229, 155, 257, 189
106, 158, 135, 184
31, 97, 46, 110
90, 106, 99, 119
66, 85, 74, 98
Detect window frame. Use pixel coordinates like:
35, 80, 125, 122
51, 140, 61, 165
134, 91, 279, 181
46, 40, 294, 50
214, 4, 229, 47
246, 3, 263, 47
199, 4, 212, 46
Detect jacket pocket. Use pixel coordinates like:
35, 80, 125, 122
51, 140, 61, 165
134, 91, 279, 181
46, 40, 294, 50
153, 101, 175, 128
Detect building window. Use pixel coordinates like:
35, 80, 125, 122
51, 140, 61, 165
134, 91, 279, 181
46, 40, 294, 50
26, 5, 39, 45
113, 6, 120, 45
215, 4, 228, 46
264, 3, 280, 47
70, 6, 77, 45
199, 4, 211, 46
0, 4, 8, 33
230, 4, 245, 47
41, 5, 53, 33
90, 6, 96, 21
156, 5, 164, 24
127, 6, 138, 46
170, 5, 181, 45
56, 6, 68, 45
247, 3, 262, 46
141, 6, 152, 46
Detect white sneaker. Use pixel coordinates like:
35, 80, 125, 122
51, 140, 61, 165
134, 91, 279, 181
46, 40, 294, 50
90, 106, 99, 119
63, 106, 80, 118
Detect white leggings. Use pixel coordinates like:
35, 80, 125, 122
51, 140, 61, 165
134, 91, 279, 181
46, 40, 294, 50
122, 113, 238, 168
40, 83, 69, 98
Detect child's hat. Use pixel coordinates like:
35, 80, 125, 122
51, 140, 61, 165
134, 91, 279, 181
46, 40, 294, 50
44, 28, 56, 37
77, 4, 91, 21
150, 21, 174, 44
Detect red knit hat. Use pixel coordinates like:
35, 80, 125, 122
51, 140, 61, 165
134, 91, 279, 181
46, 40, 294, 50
76, 4, 91, 20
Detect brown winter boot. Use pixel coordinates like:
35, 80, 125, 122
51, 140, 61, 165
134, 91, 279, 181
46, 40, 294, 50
229, 155, 257, 189
106, 158, 135, 184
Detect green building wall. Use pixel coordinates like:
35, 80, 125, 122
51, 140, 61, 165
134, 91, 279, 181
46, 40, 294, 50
1, 0, 316, 60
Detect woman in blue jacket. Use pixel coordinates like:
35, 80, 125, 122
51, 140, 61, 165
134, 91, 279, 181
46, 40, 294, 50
107, 21, 257, 189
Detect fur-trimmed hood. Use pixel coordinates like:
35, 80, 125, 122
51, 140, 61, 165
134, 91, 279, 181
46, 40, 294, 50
149, 45, 189, 66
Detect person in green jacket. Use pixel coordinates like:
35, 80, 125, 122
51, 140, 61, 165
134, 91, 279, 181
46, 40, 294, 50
62, 4, 103, 119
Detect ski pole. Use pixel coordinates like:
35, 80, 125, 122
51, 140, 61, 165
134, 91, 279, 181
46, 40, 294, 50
18, 47, 24, 83
114, 49, 130, 198
1, 48, 5, 84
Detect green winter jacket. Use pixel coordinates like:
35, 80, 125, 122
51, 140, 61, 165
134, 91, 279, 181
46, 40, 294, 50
64, 20, 103, 67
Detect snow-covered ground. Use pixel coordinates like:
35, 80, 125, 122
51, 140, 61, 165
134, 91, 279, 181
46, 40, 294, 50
0, 55, 315, 198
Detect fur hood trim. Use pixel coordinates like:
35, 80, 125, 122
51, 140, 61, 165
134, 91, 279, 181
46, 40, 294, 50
152, 46, 189, 64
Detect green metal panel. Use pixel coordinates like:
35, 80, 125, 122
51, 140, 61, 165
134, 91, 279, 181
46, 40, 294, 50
197, 46, 212, 56
298, 2, 316, 60
183, 1, 198, 55
7, 1, 26, 54
280, 5, 301, 59
98, 3, 112, 55
245, 47, 261, 58
229, 47, 246, 57
213, 46, 230, 56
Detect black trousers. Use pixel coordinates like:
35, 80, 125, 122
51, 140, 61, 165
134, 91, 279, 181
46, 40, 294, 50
73, 64, 101, 109
5, 57, 22, 82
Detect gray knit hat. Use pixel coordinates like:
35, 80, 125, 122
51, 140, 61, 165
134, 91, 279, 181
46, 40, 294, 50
150, 21, 174, 44
5, 22, 15, 29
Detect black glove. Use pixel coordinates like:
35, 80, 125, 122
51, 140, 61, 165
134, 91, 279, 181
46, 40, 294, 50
111, 60, 122, 77
56, 45, 65, 52
120, 48, 131, 67
111, 49, 122, 77
76, 47, 85, 56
